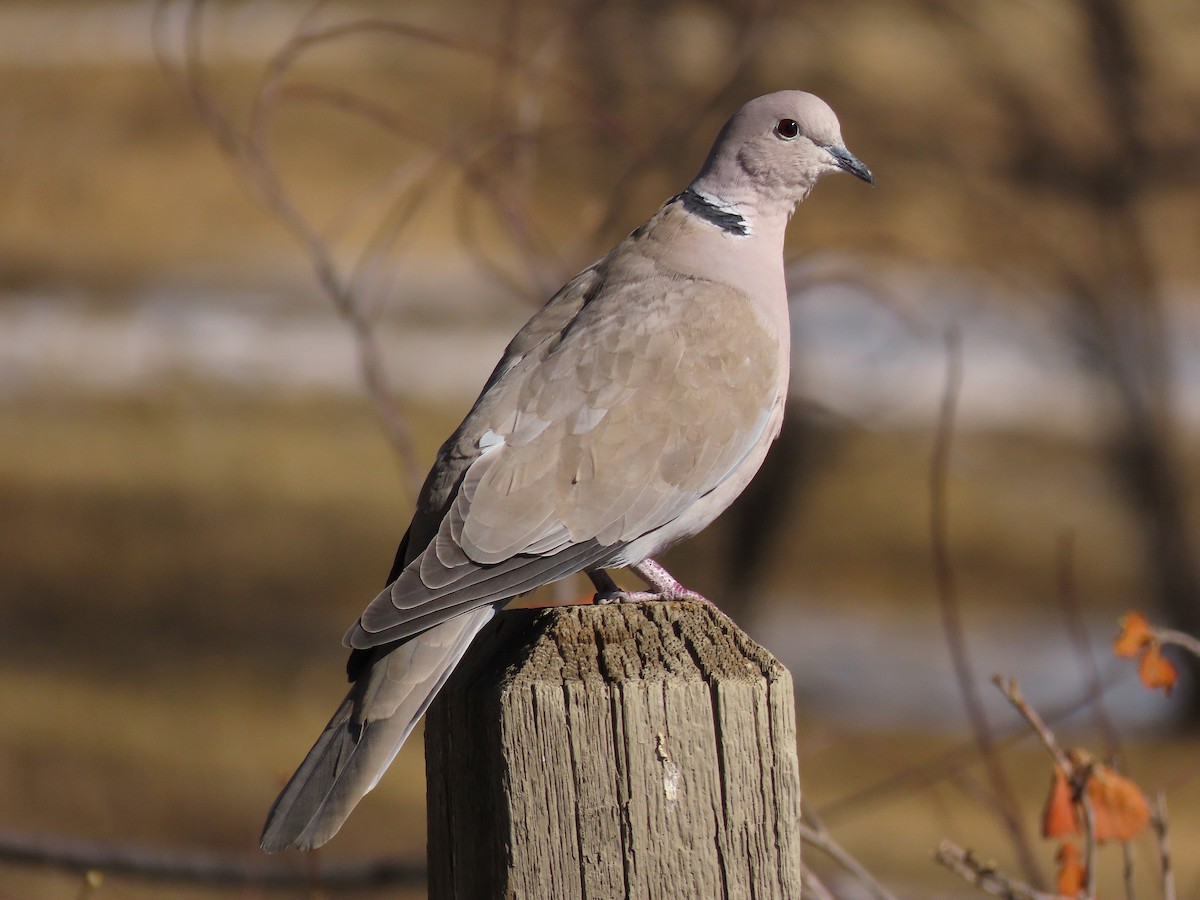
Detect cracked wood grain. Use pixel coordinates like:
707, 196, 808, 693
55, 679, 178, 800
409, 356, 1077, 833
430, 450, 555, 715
426, 602, 801, 900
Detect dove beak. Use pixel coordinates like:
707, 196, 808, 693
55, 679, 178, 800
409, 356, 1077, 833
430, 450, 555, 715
826, 145, 874, 185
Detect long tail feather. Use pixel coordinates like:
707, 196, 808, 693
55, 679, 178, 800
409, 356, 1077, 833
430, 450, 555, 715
260, 607, 495, 851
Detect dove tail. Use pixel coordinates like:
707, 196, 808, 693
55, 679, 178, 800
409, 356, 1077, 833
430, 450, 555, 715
260, 607, 495, 852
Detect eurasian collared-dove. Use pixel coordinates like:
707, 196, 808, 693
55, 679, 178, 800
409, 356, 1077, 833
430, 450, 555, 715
260, 90, 872, 852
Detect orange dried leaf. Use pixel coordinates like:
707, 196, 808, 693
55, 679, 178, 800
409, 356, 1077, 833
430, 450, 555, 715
1114, 611, 1153, 658
1087, 763, 1151, 843
1137, 643, 1178, 697
1042, 768, 1077, 839
1055, 841, 1086, 897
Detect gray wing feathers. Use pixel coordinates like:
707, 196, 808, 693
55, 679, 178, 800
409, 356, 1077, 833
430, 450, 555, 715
260, 607, 495, 852
347, 268, 781, 651
350, 538, 607, 646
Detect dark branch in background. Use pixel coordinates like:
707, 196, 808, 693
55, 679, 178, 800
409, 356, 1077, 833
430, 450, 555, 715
151, 0, 642, 493
1055, 530, 1124, 759
587, 0, 779, 243
899, 0, 1200, 718
243, 10, 627, 297
245, 15, 634, 149
0, 829, 423, 889
125, 2, 1200, 895
1074, 0, 1200, 722
247, 17, 635, 301
817, 665, 1133, 825
152, 0, 424, 490
956, 0, 1200, 713
929, 327, 1044, 886
273, 82, 558, 294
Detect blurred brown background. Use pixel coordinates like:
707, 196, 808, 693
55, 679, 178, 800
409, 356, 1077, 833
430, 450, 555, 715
2, 0, 1199, 896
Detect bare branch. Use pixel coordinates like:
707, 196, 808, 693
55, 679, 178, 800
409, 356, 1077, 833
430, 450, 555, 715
1153, 791, 1176, 900
800, 865, 838, 900
154, 0, 426, 489
0, 828, 423, 889
992, 676, 1097, 898
799, 802, 900, 900
1079, 788, 1098, 899
588, 0, 779, 242
1121, 840, 1137, 900
246, 17, 633, 149
933, 841, 1060, 900
818, 666, 1132, 826
1055, 530, 1124, 759
992, 677, 1071, 772
155, 1, 619, 485
931, 328, 1043, 884
1153, 627, 1200, 660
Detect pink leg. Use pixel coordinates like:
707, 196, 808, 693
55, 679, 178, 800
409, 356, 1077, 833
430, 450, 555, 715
587, 559, 711, 605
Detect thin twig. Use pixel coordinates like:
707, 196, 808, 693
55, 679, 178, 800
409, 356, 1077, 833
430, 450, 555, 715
1153, 791, 1175, 900
946, 767, 1023, 826
800, 865, 838, 900
1121, 839, 1136, 900
346, 156, 446, 313
588, 0, 778, 242
157, 1, 597, 482
155, 0, 425, 490
275, 81, 560, 297
1154, 627, 1200, 659
933, 841, 1060, 900
819, 666, 1133, 825
244, 17, 633, 149
1079, 787, 1098, 899
992, 676, 1097, 898
798, 803, 900, 900
992, 677, 1070, 775
1056, 530, 1123, 759
931, 328, 1043, 885
0, 829, 423, 888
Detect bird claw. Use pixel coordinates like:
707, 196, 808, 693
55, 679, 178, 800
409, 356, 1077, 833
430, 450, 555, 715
588, 560, 712, 605
592, 589, 710, 605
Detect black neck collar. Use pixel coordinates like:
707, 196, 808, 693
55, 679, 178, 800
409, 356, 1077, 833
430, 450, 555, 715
674, 187, 749, 236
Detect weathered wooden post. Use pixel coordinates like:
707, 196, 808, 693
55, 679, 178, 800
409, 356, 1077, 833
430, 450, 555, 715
425, 601, 802, 899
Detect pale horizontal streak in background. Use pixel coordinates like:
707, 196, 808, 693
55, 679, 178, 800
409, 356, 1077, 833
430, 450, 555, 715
7, 269, 1200, 437
0, 1, 373, 67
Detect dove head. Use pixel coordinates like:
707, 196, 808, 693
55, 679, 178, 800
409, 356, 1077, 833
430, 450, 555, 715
689, 91, 872, 227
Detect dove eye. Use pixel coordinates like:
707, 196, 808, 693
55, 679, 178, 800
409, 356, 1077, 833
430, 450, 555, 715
775, 118, 800, 139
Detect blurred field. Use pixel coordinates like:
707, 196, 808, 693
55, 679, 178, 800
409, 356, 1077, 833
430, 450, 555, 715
3, 390, 1196, 896
4, 1, 1200, 897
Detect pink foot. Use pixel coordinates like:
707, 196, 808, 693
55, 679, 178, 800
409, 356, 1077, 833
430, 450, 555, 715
587, 559, 711, 605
